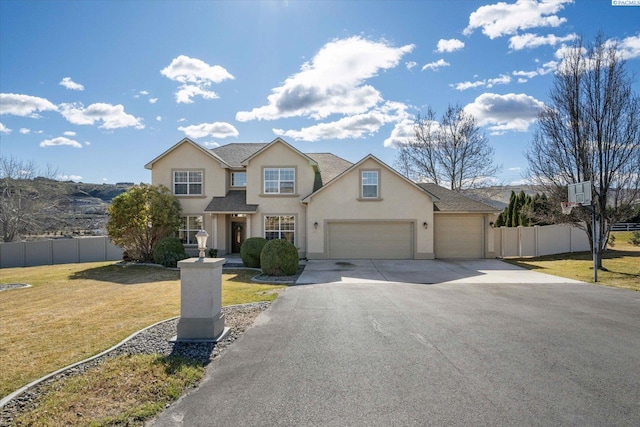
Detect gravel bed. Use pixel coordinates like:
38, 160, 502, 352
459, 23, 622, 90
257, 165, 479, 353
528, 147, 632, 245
0, 302, 271, 425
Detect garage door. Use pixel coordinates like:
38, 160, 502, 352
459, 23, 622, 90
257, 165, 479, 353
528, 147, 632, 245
434, 215, 484, 258
327, 222, 413, 259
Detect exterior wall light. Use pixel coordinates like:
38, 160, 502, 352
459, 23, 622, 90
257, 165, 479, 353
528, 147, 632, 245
314, 221, 319, 230
423, 221, 428, 229
196, 229, 209, 258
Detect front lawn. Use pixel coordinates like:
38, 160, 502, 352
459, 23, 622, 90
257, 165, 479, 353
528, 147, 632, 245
0, 262, 285, 398
505, 232, 640, 291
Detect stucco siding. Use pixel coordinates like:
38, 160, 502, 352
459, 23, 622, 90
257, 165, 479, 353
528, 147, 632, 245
306, 158, 434, 259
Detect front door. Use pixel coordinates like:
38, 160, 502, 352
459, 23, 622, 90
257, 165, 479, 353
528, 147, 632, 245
231, 221, 245, 253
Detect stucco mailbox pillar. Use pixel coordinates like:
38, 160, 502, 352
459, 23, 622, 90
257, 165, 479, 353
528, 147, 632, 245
176, 257, 226, 341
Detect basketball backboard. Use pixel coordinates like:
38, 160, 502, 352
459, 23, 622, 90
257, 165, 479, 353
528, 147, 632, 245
568, 181, 592, 206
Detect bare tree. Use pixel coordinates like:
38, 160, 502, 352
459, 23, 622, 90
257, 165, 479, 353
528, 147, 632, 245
395, 105, 500, 191
526, 33, 640, 268
0, 156, 64, 242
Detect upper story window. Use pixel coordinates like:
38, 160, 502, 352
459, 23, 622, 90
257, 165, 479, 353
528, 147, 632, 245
361, 170, 379, 199
231, 172, 247, 187
264, 168, 295, 194
173, 170, 203, 195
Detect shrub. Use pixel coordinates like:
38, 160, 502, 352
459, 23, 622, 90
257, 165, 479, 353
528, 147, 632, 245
153, 237, 188, 268
240, 237, 267, 268
260, 239, 298, 276
208, 248, 218, 258
629, 231, 640, 246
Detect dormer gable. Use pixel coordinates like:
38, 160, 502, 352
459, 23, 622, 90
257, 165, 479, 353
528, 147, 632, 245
240, 137, 318, 168
302, 154, 438, 203
144, 137, 230, 170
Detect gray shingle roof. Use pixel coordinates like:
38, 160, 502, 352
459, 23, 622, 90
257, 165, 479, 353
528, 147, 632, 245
307, 153, 353, 187
204, 190, 258, 213
210, 143, 267, 167
418, 183, 500, 212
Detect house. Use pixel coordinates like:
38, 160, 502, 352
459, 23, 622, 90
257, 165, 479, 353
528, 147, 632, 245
145, 137, 499, 259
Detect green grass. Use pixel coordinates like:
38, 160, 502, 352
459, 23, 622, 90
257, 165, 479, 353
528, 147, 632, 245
505, 231, 640, 291
0, 262, 285, 398
12, 354, 205, 426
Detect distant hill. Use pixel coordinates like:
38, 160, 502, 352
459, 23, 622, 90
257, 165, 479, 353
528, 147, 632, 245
463, 185, 547, 210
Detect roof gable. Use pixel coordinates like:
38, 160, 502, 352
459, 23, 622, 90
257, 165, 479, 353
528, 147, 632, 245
302, 154, 434, 202
144, 138, 229, 170
240, 137, 318, 167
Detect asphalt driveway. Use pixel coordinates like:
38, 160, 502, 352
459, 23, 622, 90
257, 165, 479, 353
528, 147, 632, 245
154, 260, 640, 426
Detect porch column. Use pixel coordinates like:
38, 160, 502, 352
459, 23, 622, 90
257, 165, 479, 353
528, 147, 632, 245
212, 214, 218, 250
245, 214, 251, 239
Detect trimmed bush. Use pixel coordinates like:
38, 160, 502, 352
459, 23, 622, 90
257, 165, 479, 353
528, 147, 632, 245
260, 239, 299, 276
153, 237, 188, 268
240, 237, 268, 268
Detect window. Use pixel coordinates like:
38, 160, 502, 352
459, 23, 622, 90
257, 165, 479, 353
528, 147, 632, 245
231, 172, 246, 187
174, 170, 203, 195
264, 215, 295, 244
264, 168, 295, 194
178, 215, 203, 245
361, 171, 379, 198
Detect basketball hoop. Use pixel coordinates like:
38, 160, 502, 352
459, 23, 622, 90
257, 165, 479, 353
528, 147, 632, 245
561, 201, 578, 215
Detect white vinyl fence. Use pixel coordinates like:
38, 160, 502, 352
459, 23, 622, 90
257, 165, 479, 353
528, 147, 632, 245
494, 224, 590, 258
0, 237, 123, 269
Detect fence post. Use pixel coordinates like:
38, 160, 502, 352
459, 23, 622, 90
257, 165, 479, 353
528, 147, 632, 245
534, 225, 539, 257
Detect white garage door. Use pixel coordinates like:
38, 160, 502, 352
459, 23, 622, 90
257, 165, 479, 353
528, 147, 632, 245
327, 222, 414, 259
434, 215, 484, 258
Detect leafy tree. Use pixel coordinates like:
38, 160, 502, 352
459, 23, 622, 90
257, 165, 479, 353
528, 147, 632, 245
395, 105, 500, 190
107, 184, 182, 263
0, 156, 66, 242
526, 33, 640, 268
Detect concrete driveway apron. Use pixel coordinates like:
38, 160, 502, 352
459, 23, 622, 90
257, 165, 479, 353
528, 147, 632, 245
153, 260, 640, 426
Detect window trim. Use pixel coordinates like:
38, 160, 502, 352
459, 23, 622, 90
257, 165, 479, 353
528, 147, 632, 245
360, 169, 381, 200
263, 214, 296, 245
178, 215, 204, 245
262, 167, 296, 195
231, 171, 247, 188
172, 169, 204, 196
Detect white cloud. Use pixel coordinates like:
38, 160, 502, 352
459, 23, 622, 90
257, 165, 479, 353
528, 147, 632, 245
39, 136, 82, 148
175, 84, 219, 104
161, 55, 234, 104
149, 98, 158, 104
202, 141, 220, 148
421, 59, 450, 71
156, 116, 162, 121
59, 174, 83, 181
59, 102, 144, 129
0, 93, 58, 116
177, 122, 239, 139
236, 36, 414, 121
452, 80, 488, 91
406, 61, 417, 70
177, 117, 187, 122
0, 122, 11, 133
63, 131, 77, 136
509, 32, 577, 50
451, 74, 511, 91
84, 141, 91, 146
139, 90, 149, 95
436, 38, 465, 53
273, 101, 408, 142
613, 34, 640, 60
464, 0, 572, 39
464, 92, 544, 135
383, 118, 415, 147
513, 70, 538, 80
19, 128, 30, 134
487, 74, 511, 87
59, 77, 85, 91
508, 167, 522, 171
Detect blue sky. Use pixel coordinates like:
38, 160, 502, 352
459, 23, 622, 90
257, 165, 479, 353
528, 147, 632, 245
1, 0, 639, 185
